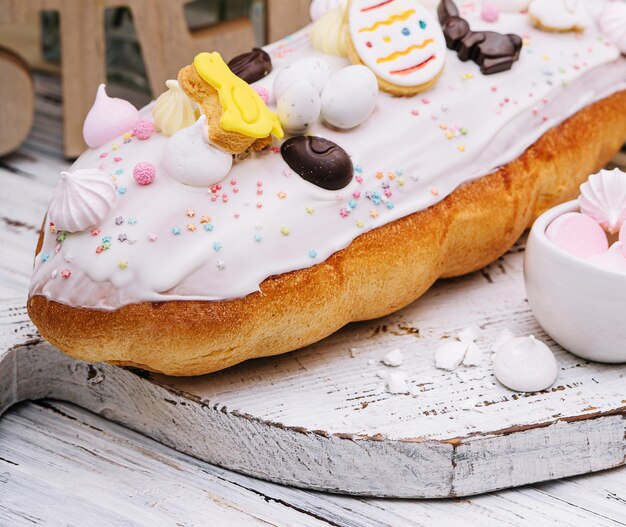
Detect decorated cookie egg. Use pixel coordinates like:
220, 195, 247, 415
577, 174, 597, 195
528, 0, 591, 32
321, 65, 378, 129
347, 0, 447, 95
273, 57, 331, 99
277, 79, 322, 134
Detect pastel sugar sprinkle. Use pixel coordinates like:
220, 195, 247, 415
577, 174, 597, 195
309, 250, 317, 258
172, 227, 182, 235
213, 242, 222, 251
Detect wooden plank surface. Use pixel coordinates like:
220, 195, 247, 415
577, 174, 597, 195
1, 73, 626, 523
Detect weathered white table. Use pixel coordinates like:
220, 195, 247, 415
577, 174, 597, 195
1, 74, 625, 525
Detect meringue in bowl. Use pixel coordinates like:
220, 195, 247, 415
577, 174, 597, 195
525, 200, 626, 363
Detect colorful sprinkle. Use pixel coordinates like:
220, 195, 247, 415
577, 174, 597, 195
305, 206, 315, 215
41, 253, 49, 262
200, 215, 211, 224
216, 259, 225, 270
148, 233, 158, 241
118, 261, 128, 270
204, 224, 215, 232
187, 224, 196, 232
61, 269, 71, 279
254, 234, 263, 242
186, 209, 196, 218
172, 227, 182, 235
309, 249, 318, 258
127, 218, 137, 225
280, 227, 291, 236
118, 234, 128, 242
213, 241, 222, 251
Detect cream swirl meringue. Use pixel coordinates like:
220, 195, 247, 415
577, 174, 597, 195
309, 5, 349, 57
47, 169, 117, 232
599, 1, 626, 55
578, 168, 626, 234
152, 80, 200, 137
162, 116, 233, 187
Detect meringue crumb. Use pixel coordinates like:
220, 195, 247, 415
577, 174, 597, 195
387, 372, 409, 394
462, 341, 483, 366
435, 341, 467, 371
383, 348, 403, 367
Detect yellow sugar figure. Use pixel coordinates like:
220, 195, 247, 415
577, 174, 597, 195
193, 52, 283, 140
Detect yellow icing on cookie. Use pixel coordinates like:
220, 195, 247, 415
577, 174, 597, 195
358, 9, 416, 33
193, 52, 284, 139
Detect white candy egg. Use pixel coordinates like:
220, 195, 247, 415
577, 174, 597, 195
273, 58, 331, 99
321, 65, 378, 130
277, 79, 322, 134
493, 336, 558, 392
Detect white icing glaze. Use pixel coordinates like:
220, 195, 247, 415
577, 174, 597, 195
161, 116, 233, 187
83, 84, 140, 149
273, 57, 331, 99
488, 0, 529, 13
348, 0, 447, 88
528, 0, 591, 31
493, 336, 558, 392
578, 168, 626, 234
599, 1, 626, 55
152, 80, 199, 136
29, 3, 626, 310
277, 79, 322, 133
47, 169, 117, 233
321, 65, 379, 129
309, 5, 349, 57
310, 0, 344, 21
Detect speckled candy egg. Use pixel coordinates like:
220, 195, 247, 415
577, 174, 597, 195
273, 57, 331, 99
321, 65, 378, 130
277, 79, 322, 134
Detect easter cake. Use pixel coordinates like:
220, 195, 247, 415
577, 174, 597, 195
28, 0, 626, 375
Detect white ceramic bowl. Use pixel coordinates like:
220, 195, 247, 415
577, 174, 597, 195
524, 200, 626, 363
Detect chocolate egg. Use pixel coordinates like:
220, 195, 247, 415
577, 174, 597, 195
321, 65, 378, 129
227, 47, 272, 84
281, 136, 353, 190
277, 80, 321, 134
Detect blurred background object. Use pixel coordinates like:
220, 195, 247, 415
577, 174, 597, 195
0, 0, 309, 158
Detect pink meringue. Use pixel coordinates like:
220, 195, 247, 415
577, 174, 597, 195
83, 84, 140, 149
545, 211, 608, 258
482, 2, 501, 22
47, 169, 117, 232
578, 168, 626, 234
587, 242, 626, 273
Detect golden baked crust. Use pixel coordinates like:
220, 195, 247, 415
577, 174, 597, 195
28, 91, 626, 376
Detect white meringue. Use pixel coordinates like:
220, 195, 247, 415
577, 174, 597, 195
162, 116, 233, 187
309, 5, 348, 57
152, 80, 200, 137
47, 169, 117, 233
599, 1, 626, 55
578, 168, 626, 234
493, 336, 558, 392
528, 0, 591, 31
310, 0, 343, 21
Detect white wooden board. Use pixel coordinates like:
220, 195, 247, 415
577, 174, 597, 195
1, 73, 626, 500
